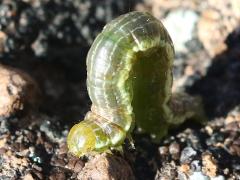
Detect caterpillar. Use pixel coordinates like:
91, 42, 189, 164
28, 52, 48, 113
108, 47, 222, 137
67, 11, 204, 157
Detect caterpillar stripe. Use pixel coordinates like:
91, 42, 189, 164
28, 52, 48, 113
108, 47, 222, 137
67, 11, 203, 157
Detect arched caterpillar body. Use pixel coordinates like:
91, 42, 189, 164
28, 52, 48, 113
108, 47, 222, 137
67, 11, 203, 157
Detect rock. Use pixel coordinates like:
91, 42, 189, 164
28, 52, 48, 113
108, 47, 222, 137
0, 31, 7, 53
151, 0, 202, 19
158, 146, 169, 156
0, 136, 7, 148
169, 142, 180, 159
155, 161, 178, 180
163, 9, 199, 54
190, 160, 201, 172
49, 168, 66, 180
225, 106, 240, 126
66, 155, 84, 173
0, 64, 41, 117
211, 175, 225, 180
198, 1, 240, 56
179, 164, 190, 175
77, 153, 135, 180
180, 147, 197, 164
23, 173, 34, 180
202, 152, 218, 177
189, 172, 210, 180
197, 9, 227, 56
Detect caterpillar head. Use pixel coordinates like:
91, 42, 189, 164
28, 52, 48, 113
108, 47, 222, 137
67, 122, 96, 157
67, 120, 111, 157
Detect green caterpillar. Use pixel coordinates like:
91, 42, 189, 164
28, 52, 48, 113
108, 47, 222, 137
67, 11, 203, 157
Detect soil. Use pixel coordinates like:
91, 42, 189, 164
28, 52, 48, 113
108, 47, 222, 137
0, 0, 240, 179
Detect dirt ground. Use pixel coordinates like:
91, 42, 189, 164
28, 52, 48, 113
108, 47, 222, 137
0, 0, 240, 179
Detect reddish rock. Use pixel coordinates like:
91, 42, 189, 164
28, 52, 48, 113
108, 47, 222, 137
0, 64, 41, 117
77, 153, 135, 180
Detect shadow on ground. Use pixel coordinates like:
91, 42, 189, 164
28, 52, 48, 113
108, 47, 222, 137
188, 26, 240, 118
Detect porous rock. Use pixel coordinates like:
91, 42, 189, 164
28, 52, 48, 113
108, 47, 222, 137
0, 64, 41, 117
77, 153, 135, 180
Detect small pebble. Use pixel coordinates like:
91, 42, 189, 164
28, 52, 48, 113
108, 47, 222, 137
32, 169, 43, 180
0, 31, 7, 53
229, 144, 240, 156
163, 9, 199, 54
189, 172, 210, 180
66, 155, 84, 172
178, 170, 188, 180
198, 6, 239, 56
210, 175, 225, 180
202, 152, 217, 177
23, 173, 34, 180
169, 142, 180, 159
205, 126, 213, 135
179, 164, 190, 174
180, 147, 197, 164
190, 160, 202, 172
49, 169, 66, 180
51, 155, 66, 167
158, 146, 169, 156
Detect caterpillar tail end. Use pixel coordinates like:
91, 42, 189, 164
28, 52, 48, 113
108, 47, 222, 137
67, 122, 96, 157
169, 92, 207, 125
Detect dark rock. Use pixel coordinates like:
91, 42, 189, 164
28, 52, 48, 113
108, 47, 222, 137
180, 147, 197, 164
